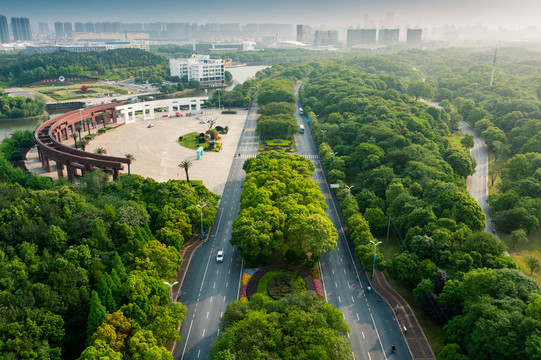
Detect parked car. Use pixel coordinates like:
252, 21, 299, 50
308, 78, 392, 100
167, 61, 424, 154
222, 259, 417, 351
147, 123, 154, 128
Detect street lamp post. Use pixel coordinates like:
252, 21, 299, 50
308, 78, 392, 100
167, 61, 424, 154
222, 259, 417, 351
320, 129, 327, 144
370, 240, 382, 283
79, 108, 84, 136
196, 203, 207, 239
345, 185, 354, 198
332, 152, 338, 161
164, 281, 179, 303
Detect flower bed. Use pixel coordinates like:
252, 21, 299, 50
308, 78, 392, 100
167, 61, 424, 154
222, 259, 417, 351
314, 279, 323, 296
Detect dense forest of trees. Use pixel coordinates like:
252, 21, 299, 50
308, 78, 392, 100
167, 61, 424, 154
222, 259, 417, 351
0, 158, 220, 359
211, 292, 353, 359
0, 49, 168, 86
0, 87, 46, 119
237, 49, 541, 358
231, 152, 337, 266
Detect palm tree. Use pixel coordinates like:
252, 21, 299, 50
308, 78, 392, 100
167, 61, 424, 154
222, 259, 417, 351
178, 160, 193, 183
85, 118, 93, 135
75, 124, 82, 141
94, 147, 107, 155
71, 133, 78, 149
125, 153, 135, 175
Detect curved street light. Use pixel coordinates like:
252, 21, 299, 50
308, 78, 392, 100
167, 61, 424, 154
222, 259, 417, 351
196, 203, 207, 239
345, 185, 354, 198
332, 152, 338, 161
369, 240, 382, 283
164, 281, 179, 302
320, 129, 327, 144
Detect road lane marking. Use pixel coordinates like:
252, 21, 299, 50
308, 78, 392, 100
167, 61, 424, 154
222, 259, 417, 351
216, 270, 219, 275
226, 282, 229, 288
335, 282, 338, 287
197, 349, 201, 358
347, 332, 350, 339
367, 352, 371, 360
352, 296, 355, 303
338, 296, 341, 303
180, 319, 194, 360
206, 312, 209, 319
199, 254, 212, 292
318, 262, 328, 302
332, 269, 334, 274
344, 269, 346, 274
228, 269, 230, 274
202, 329, 205, 337
357, 313, 360, 321
221, 311, 223, 317
213, 282, 216, 289
210, 296, 213, 303
370, 313, 387, 360
362, 331, 365, 339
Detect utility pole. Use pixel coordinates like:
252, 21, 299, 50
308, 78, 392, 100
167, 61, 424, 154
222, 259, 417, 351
490, 47, 497, 87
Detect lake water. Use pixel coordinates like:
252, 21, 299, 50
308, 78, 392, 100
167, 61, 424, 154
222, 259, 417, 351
0, 65, 269, 141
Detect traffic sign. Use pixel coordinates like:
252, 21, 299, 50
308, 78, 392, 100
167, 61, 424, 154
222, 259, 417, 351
330, 184, 340, 188
305, 118, 312, 123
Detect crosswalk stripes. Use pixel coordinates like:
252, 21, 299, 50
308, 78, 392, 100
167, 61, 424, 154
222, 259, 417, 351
234, 154, 320, 160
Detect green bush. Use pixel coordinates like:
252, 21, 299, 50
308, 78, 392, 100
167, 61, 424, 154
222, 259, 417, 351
84, 134, 96, 140
268, 273, 295, 300
222, 110, 237, 114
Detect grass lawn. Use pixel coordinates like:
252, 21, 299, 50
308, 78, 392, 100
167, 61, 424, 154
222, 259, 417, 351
37, 85, 133, 101
178, 132, 203, 150
255, 269, 307, 301
500, 227, 541, 284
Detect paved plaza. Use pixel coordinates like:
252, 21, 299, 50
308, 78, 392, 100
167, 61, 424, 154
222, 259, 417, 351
26, 108, 250, 196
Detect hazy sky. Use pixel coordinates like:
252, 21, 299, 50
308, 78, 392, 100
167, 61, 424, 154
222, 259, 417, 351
3, 0, 541, 28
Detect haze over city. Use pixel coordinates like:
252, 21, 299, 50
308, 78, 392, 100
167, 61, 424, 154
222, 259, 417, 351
3, 0, 541, 28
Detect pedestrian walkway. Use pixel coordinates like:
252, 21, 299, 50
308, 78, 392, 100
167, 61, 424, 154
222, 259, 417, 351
371, 270, 436, 360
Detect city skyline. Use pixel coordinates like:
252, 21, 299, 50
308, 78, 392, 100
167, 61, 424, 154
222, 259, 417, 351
2, 0, 541, 29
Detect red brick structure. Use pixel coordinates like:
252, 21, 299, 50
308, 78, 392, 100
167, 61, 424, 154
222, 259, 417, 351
34, 103, 131, 181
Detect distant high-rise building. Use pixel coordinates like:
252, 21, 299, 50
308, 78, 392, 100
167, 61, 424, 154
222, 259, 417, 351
122, 23, 144, 33
54, 22, 64, 39
11, 17, 31, 41
378, 28, 399, 45
38, 22, 49, 35
63, 22, 73, 37
406, 29, 422, 47
85, 22, 95, 33
0, 15, 10, 43
347, 29, 377, 47
74, 22, 85, 33
296, 25, 312, 44
313, 30, 338, 46
111, 22, 121, 33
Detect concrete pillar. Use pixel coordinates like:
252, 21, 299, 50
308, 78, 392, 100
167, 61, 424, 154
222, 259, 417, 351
143, 106, 148, 120
124, 110, 129, 123
150, 107, 155, 119
43, 155, 50, 172
196, 100, 201, 110
67, 164, 75, 182
56, 161, 64, 178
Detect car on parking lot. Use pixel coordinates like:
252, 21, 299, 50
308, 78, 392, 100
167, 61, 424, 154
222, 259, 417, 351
216, 250, 224, 262
147, 123, 154, 128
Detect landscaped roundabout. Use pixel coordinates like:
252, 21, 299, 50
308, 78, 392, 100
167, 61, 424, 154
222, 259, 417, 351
245, 264, 318, 301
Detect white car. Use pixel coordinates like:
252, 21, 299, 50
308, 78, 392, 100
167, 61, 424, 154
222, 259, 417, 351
216, 251, 224, 263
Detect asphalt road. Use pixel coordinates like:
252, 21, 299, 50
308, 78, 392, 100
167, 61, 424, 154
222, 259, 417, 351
294, 82, 410, 360
459, 121, 493, 232
173, 104, 260, 360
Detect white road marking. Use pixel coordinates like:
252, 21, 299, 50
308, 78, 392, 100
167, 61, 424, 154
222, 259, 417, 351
199, 254, 212, 292
226, 282, 229, 288
206, 312, 209, 319
335, 282, 338, 287
362, 331, 365, 339
202, 329, 205, 337
180, 319, 194, 360
367, 352, 371, 360
213, 282, 216, 289
370, 313, 388, 360
216, 270, 219, 275
210, 296, 213, 303
344, 269, 346, 274
347, 332, 350, 339
357, 313, 360, 321
197, 349, 201, 358
352, 296, 355, 303
332, 269, 334, 274
338, 296, 341, 303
